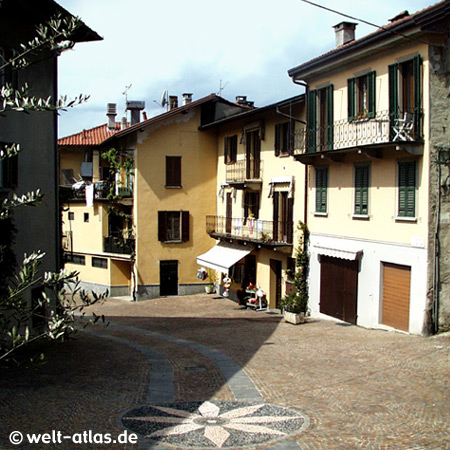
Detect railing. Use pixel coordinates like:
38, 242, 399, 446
225, 159, 263, 183
60, 181, 133, 201
103, 235, 135, 254
293, 109, 422, 155
206, 215, 293, 245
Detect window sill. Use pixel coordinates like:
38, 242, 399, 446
165, 185, 182, 189
278, 153, 290, 158
352, 214, 370, 221
395, 216, 417, 223
314, 212, 328, 217
162, 240, 183, 244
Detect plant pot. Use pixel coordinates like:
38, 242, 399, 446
283, 311, 305, 325
205, 285, 215, 294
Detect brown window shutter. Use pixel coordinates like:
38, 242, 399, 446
158, 211, 167, 241
166, 156, 181, 187
181, 211, 190, 242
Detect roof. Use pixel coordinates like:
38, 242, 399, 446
58, 123, 123, 147
199, 94, 305, 130
0, 0, 102, 44
288, 0, 449, 79
103, 94, 250, 144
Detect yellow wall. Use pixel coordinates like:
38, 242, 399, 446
134, 108, 218, 287
306, 43, 429, 246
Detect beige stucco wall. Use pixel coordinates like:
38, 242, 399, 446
134, 108, 218, 288
306, 43, 430, 247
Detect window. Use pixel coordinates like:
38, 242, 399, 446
354, 165, 369, 216
273, 191, 294, 243
307, 85, 333, 152
348, 72, 376, 121
389, 56, 421, 140
84, 213, 89, 223
158, 211, 189, 242
0, 143, 18, 189
315, 167, 328, 213
92, 257, 108, 269
224, 135, 237, 164
244, 191, 260, 219
71, 254, 86, 265
68, 212, 74, 221
166, 156, 181, 187
275, 122, 292, 156
398, 161, 416, 218
246, 129, 261, 179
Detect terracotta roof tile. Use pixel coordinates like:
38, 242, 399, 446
58, 122, 123, 146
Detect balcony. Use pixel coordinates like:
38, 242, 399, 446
206, 215, 293, 247
225, 159, 263, 188
103, 235, 135, 255
293, 110, 423, 163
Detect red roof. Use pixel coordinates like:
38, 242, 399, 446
58, 122, 123, 147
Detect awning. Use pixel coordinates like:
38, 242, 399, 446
196, 242, 253, 273
313, 245, 363, 261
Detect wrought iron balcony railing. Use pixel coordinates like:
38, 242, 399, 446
225, 159, 263, 183
293, 109, 422, 155
206, 215, 293, 245
103, 235, 135, 255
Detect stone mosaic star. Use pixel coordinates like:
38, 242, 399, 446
124, 401, 305, 448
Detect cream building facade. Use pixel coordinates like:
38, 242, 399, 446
288, 2, 450, 334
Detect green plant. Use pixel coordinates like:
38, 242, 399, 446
279, 221, 310, 314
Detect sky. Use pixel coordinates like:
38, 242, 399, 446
56, 0, 434, 138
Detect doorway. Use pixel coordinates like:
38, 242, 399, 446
160, 260, 178, 296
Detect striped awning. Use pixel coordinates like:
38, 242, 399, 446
313, 245, 363, 261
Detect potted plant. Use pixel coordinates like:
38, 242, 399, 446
205, 269, 217, 294
280, 221, 309, 324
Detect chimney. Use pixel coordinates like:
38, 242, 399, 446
106, 103, 117, 131
169, 95, 178, 110
333, 22, 357, 47
126, 100, 145, 125
121, 117, 127, 130
182, 93, 193, 105
235, 96, 255, 108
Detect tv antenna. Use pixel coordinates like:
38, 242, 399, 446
218, 79, 228, 97
122, 84, 132, 102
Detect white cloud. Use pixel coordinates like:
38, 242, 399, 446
56, 0, 433, 136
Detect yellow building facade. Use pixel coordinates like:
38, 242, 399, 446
288, 3, 450, 334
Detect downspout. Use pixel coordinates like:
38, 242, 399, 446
293, 79, 309, 226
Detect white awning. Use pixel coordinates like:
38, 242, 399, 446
313, 245, 363, 261
196, 242, 253, 273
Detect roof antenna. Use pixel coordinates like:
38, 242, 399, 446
218, 79, 228, 97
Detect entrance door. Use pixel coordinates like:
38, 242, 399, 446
382, 263, 411, 332
270, 259, 282, 308
320, 256, 358, 324
226, 193, 232, 234
160, 260, 178, 296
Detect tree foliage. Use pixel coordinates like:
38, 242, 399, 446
0, 9, 106, 366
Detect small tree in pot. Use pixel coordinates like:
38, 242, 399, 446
280, 221, 309, 324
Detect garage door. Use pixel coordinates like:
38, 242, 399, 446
320, 256, 358, 324
382, 263, 411, 332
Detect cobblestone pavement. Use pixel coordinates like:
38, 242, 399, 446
0, 293, 449, 450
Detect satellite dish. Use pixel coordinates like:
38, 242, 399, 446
161, 90, 168, 108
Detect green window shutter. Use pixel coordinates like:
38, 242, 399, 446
398, 161, 416, 217
389, 63, 399, 140
413, 55, 422, 140
354, 165, 369, 215
348, 78, 355, 122
307, 90, 317, 153
315, 167, 328, 213
368, 71, 376, 119
326, 85, 334, 151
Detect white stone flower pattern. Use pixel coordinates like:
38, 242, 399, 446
122, 401, 308, 448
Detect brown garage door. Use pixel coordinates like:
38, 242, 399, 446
382, 263, 411, 332
320, 256, 358, 324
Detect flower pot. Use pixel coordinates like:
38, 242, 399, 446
283, 311, 305, 325
205, 285, 215, 294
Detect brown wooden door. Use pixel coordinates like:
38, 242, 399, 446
382, 263, 411, 332
320, 256, 358, 324
246, 130, 261, 179
226, 193, 232, 234
270, 259, 282, 308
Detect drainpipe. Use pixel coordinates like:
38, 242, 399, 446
293, 79, 309, 227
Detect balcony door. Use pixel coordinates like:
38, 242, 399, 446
246, 129, 261, 179
273, 191, 293, 243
